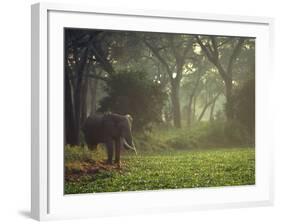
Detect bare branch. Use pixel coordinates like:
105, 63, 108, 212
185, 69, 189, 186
142, 38, 172, 75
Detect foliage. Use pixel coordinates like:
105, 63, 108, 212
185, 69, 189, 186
65, 147, 255, 194
98, 70, 167, 131
65, 144, 106, 163
133, 121, 252, 152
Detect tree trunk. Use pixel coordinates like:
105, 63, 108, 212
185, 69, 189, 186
198, 101, 210, 122
64, 69, 76, 145
209, 99, 217, 122
225, 79, 234, 120
187, 95, 193, 127
64, 44, 76, 145
90, 78, 98, 116
80, 77, 89, 126
192, 96, 197, 121
187, 73, 202, 127
170, 79, 181, 128
73, 48, 89, 145
198, 93, 220, 122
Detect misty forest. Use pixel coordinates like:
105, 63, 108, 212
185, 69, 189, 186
64, 28, 255, 194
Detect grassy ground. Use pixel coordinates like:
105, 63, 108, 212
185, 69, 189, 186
64, 147, 255, 194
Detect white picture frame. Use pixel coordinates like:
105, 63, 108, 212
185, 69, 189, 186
31, 2, 274, 221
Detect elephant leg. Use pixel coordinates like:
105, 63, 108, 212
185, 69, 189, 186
106, 140, 114, 164
115, 138, 121, 166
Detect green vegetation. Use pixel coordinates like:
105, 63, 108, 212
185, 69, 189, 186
99, 70, 167, 131
65, 147, 255, 194
134, 121, 252, 152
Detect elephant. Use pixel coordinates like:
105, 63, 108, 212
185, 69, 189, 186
82, 113, 137, 166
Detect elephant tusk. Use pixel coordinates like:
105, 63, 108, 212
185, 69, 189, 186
132, 143, 137, 156
123, 138, 137, 155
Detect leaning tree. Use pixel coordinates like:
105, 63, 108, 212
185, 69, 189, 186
195, 36, 246, 120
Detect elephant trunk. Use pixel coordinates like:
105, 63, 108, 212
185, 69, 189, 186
122, 138, 137, 155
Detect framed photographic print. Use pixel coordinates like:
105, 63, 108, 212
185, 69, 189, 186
31, 2, 274, 221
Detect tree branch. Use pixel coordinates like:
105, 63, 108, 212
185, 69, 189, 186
89, 44, 115, 75
197, 92, 221, 121
227, 38, 245, 75
210, 36, 219, 60
196, 36, 229, 81
196, 36, 215, 64
142, 38, 172, 75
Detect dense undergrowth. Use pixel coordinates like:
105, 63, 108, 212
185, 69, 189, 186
133, 121, 252, 152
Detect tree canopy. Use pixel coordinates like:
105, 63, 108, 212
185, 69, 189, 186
64, 28, 255, 146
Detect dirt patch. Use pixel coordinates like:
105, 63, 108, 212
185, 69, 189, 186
65, 160, 127, 182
